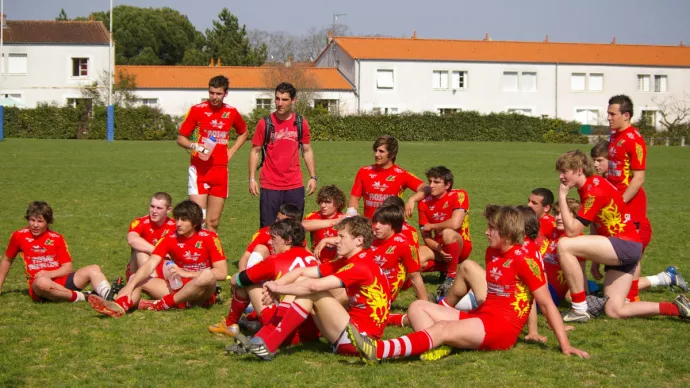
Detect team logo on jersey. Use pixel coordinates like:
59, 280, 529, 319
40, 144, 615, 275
372, 181, 389, 192
525, 258, 542, 281
385, 246, 395, 254
360, 278, 389, 326
503, 259, 512, 268
195, 241, 203, 249
511, 282, 531, 318
222, 112, 230, 118
130, 220, 140, 229
44, 239, 54, 246
443, 202, 449, 209
369, 174, 377, 179
490, 267, 503, 280
635, 143, 644, 164
210, 119, 225, 129
583, 196, 595, 215
386, 175, 396, 182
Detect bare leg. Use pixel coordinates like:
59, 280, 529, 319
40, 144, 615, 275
205, 195, 227, 233
603, 269, 662, 319
71, 265, 108, 290
444, 260, 486, 306
32, 277, 77, 301
173, 269, 216, 305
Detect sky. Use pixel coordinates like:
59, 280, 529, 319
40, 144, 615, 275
2, 0, 689, 46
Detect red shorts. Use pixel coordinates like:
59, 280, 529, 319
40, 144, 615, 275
458, 311, 518, 351
433, 235, 472, 261
188, 165, 228, 198
636, 217, 652, 251
28, 274, 70, 302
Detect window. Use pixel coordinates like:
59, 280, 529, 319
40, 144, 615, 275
314, 99, 339, 113
654, 75, 668, 92
637, 75, 651, 92
72, 58, 88, 77
502, 72, 519, 91
589, 73, 604, 91
641, 110, 658, 127
7, 54, 28, 74
451, 71, 467, 90
438, 108, 460, 115
571, 73, 586, 91
66, 98, 93, 112
372, 107, 398, 115
376, 69, 394, 89
139, 98, 158, 107
256, 98, 272, 109
520, 72, 537, 91
575, 109, 599, 125
507, 108, 532, 116
432, 71, 449, 89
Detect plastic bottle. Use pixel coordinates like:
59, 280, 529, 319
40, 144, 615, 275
163, 260, 183, 290
198, 136, 217, 161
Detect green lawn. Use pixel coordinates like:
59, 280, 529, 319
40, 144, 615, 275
0, 139, 688, 387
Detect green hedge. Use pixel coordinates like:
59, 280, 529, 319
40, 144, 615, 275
3, 105, 587, 143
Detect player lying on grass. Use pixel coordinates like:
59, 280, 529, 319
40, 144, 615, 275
555, 150, 690, 323
88, 200, 228, 317
346, 205, 589, 363
0, 201, 113, 302
302, 185, 346, 263
208, 219, 321, 349
240, 216, 391, 360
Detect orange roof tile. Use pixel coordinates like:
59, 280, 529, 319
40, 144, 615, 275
116, 66, 353, 90
329, 36, 690, 67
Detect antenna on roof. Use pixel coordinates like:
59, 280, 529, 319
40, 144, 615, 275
544, 34, 549, 43
412, 30, 417, 39
611, 36, 616, 44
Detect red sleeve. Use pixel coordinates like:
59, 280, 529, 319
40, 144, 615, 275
515, 256, 547, 293
333, 261, 372, 288
56, 237, 72, 265
5, 231, 20, 259
404, 170, 424, 192
627, 138, 647, 170
400, 242, 421, 273
245, 257, 277, 283
577, 190, 607, 222
209, 235, 226, 263
246, 229, 269, 253
454, 190, 469, 211
251, 119, 267, 147
350, 168, 365, 197
178, 106, 198, 137
418, 202, 430, 226
301, 118, 311, 145
152, 235, 172, 258
304, 211, 320, 221
128, 218, 144, 235
233, 111, 247, 135
318, 260, 338, 277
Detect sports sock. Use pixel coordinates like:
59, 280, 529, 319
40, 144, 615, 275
262, 302, 309, 353
71, 291, 84, 302
95, 280, 111, 299
438, 298, 452, 308
158, 293, 183, 310
258, 304, 276, 326
255, 302, 290, 338
116, 295, 133, 311
225, 294, 250, 326
455, 291, 477, 311
421, 260, 436, 272
571, 291, 587, 313
626, 280, 640, 303
659, 302, 680, 316
647, 272, 672, 287
386, 313, 407, 327
376, 330, 434, 359
442, 242, 460, 278
245, 310, 258, 321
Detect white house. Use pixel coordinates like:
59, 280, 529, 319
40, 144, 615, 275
315, 34, 690, 127
0, 17, 112, 109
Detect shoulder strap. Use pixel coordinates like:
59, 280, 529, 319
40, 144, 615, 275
295, 114, 304, 157
258, 115, 273, 169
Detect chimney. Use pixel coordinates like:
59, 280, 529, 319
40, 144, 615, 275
544, 34, 549, 43
327, 30, 333, 43
209, 58, 214, 67
412, 30, 417, 39
611, 36, 616, 44
285, 56, 292, 68
90, 13, 94, 22
216, 58, 221, 67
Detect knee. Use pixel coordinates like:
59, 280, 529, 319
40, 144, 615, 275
458, 260, 476, 276
408, 299, 430, 315
85, 264, 101, 274
33, 277, 52, 293
194, 269, 215, 287
206, 216, 219, 229
604, 303, 623, 319
441, 229, 457, 243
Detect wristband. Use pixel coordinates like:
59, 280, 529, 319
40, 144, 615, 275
310, 176, 318, 181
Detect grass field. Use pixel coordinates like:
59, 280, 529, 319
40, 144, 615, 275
0, 139, 688, 387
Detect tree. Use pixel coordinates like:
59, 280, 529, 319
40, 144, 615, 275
205, 8, 267, 66
80, 70, 138, 107
56, 9, 68, 21
181, 48, 211, 66
653, 92, 690, 131
261, 65, 323, 116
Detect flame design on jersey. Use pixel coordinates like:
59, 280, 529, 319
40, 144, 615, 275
600, 200, 626, 235
623, 159, 631, 186
635, 143, 644, 165
510, 280, 532, 319
250, 231, 260, 242
525, 258, 542, 281
583, 196, 595, 215
213, 237, 224, 256
412, 229, 419, 244
391, 262, 407, 299
457, 192, 465, 205
130, 219, 140, 229
360, 278, 389, 326
337, 263, 354, 274
539, 239, 549, 256
460, 215, 471, 241
557, 269, 566, 286
410, 245, 419, 264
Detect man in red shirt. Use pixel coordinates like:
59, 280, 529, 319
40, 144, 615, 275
249, 82, 317, 228
243, 216, 391, 361
417, 166, 472, 296
348, 135, 427, 219
177, 75, 248, 233
125, 192, 176, 280
0, 201, 112, 302
88, 200, 228, 317
303, 185, 346, 263
347, 206, 588, 363
555, 150, 689, 322
527, 188, 556, 256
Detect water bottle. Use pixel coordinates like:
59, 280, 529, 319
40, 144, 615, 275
163, 260, 183, 290
198, 136, 217, 161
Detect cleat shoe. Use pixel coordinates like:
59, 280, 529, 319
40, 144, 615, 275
586, 295, 609, 318
666, 267, 689, 293
438, 272, 447, 284
346, 323, 380, 365
208, 320, 239, 336
225, 342, 247, 355
238, 316, 262, 333
672, 294, 690, 319
88, 294, 126, 318
104, 276, 125, 301
137, 299, 158, 311
247, 337, 276, 361
420, 345, 453, 361
427, 294, 438, 304
214, 285, 223, 305
562, 309, 591, 323
436, 277, 454, 299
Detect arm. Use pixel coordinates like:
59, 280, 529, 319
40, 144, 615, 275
525, 300, 547, 343
35, 262, 74, 280
237, 251, 251, 271
274, 266, 321, 287
270, 275, 343, 297
127, 232, 155, 254
405, 184, 429, 218
347, 195, 361, 214
0, 255, 13, 294
302, 143, 318, 195
210, 260, 228, 281
623, 170, 645, 203
558, 184, 586, 237
227, 131, 249, 163
176, 134, 194, 150
248, 145, 261, 196
533, 285, 589, 357
303, 218, 341, 232
119, 254, 164, 298
408, 271, 428, 301
423, 209, 465, 232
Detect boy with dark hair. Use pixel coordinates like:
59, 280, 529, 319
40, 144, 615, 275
527, 187, 556, 256
303, 185, 346, 263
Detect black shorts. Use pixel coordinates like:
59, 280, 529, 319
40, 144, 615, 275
604, 237, 643, 275
63, 272, 82, 291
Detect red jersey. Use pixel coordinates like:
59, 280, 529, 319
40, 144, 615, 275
152, 230, 226, 273
401, 221, 420, 251
418, 189, 471, 244
350, 164, 424, 218
304, 211, 342, 263
536, 214, 556, 257
370, 233, 421, 300
542, 230, 569, 299
246, 226, 274, 255
128, 215, 176, 246
179, 102, 248, 169
480, 244, 546, 339
577, 175, 640, 242
607, 126, 647, 221
251, 113, 311, 191
318, 251, 391, 339
245, 247, 319, 283
5, 229, 72, 282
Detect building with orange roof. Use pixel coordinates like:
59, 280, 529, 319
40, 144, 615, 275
316, 34, 690, 127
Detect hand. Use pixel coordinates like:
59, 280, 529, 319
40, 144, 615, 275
564, 325, 575, 332
249, 180, 260, 196
314, 239, 328, 259
190, 143, 207, 154
169, 264, 191, 278
405, 198, 416, 218
306, 178, 317, 196
439, 249, 452, 262
33, 270, 49, 279
525, 333, 548, 343
330, 215, 346, 227
345, 207, 358, 217
559, 182, 573, 197
561, 345, 590, 358
261, 281, 280, 306
590, 264, 603, 280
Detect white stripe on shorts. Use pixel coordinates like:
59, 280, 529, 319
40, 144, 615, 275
188, 165, 199, 195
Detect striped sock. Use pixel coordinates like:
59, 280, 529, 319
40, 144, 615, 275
376, 330, 434, 359
262, 302, 309, 353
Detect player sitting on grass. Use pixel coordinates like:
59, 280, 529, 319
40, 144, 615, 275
555, 150, 690, 322
208, 219, 321, 348
527, 188, 556, 256
243, 216, 391, 360
346, 205, 589, 363
302, 185, 346, 263
88, 200, 228, 317
0, 201, 113, 303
